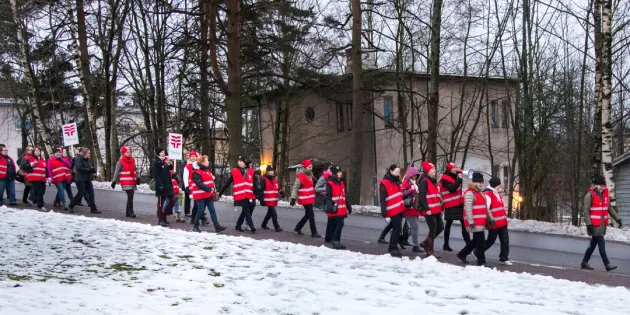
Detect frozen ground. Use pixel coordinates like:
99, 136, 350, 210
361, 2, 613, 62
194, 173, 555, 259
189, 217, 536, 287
0, 207, 628, 315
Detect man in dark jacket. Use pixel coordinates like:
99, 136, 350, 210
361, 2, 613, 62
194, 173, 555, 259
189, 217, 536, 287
151, 148, 175, 227
68, 148, 101, 214
0, 145, 18, 206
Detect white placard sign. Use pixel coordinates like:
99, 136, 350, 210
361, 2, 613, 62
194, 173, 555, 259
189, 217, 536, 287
62, 122, 79, 146
168, 133, 183, 160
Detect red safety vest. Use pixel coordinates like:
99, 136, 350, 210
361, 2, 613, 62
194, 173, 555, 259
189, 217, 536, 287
297, 173, 315, 205
49, 158, 69, 184
327, 179, 348, 217
380, 179, 404, 218
172, 178, 180, 195
185, 163, 194, 187
485, 190, 507, 229
440, 175, 463, 209
402, 179, 420, 217
232, 167, 255, 201
0, 156, 16, 179
420, 178, 442, 216
25, 156, 46, 182
463, 189, 488, 228
118, 158, 137, 187
263, 177, 279, 207
589, 188, 610, 226
191, 169, 215, 200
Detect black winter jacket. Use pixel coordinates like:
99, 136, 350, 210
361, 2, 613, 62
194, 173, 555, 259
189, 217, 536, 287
379, 172, 402, 216
73, 155, 94, 182
150, 156, 174, 197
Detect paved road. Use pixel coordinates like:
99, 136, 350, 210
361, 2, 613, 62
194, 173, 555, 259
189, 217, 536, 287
10, 183, 630, 287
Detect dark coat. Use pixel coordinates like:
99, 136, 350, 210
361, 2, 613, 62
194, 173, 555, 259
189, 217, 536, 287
150, 156, 174, 197
73, 155, 94, 182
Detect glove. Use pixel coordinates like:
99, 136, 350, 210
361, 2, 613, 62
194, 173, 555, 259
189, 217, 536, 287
466, 224, 475, 233
618, 220, 622, 228
381, 208, 387, 217
348, 205, 353, 214
110, 182, 116, 189
290, 199, 296, 206
90, 168, 97, 174
587, 225, 593, 236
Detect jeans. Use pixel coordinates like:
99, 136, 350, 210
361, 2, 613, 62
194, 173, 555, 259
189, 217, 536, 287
70, 181, 96, 211
173, 196, 181, 213
583, 236, 610, 265
162, 196, 179, 213
407, 216, 421, 247
295, 204, 318, 235
236, 202, 256, 230
0, 178, 16, 204
157, 195, 175, 222
193, 198, 220, 229
388, 213, 403, 251
444, 219, 471, 247
485, 226, 510, 261
31, 181, 45, 208
54, 182, 66, 205
262, 206, 280, 229
425, 213, 444, 238
459, 231, 486, 265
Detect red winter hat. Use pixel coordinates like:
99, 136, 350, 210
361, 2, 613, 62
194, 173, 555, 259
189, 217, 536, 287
188, 151, 199, 158
121, 146, 130, 154
446, 162, 457, 171
302, 159, 313, 168
422, 161, 435, 173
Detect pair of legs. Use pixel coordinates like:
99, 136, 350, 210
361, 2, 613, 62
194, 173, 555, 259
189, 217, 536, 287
156, 195, 175, 225
262, 206, 281, 230
458, 231, 487, 265
30, 181, 45, 208
295, 204, 319, 236
0, 178, 16, 205
421, 213, 444, 256
388, 213, 404, 256
583, 235, 615, 270
52, 182, 66, 207
124, 190, 135, 217
236, 201, 256, 231
69, 181, 98, 212
485, 226, 509, 262
407, 216, 422, 250
325, 216, 346, 248
444, 219, 471, 250
193, 198, 222, 231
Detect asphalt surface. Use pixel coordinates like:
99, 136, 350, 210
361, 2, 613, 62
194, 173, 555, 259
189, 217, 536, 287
8, 183, 630, 288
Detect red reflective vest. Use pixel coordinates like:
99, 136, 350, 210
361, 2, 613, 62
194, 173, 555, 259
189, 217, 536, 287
0, 155, 16, 179
463, 189, 488, 228
191, 169, 215, 200
440, 175, 463, 209
327, 179, 348, 217
232, 167, 255, 201
380, 179, 404, 218
185, 163, 194, 187
118, 159, 137, 187
402, 179, 420, 217
589, 188, 610, 226
485, 190, 507, 229
297, 173, 315, 205
172, 178, 180, 195
49, 158, 69, 184
420, 178, 442, 216
263, 177, 279, 207
25, 156, 46, 182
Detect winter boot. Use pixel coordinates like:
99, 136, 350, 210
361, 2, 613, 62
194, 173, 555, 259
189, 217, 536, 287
412, 246, 424, 253
235, 226, 244, 232
193, 227, 201, 233
294, 229, 304, 235
581, 261, 594, 270
377, 237, 388, 244
215, 225, 227, 233
159, 221, 168, 227
430, 237, 441, 258
332, 242, 346, 250
311, 233, 322, 238
443, 244, 453, 252
420, 237, 431, 254
605, 264, 618, 272
457, 253, 469, 264
275, 227, 283, 232
425, 237, 435, 257
53, 201, 61, 209
389, 248, 403, 258
261, 224, 270, 230
90, 209, 102, 214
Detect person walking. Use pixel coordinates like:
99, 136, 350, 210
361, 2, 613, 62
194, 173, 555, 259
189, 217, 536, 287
441, 162, 470, 251
581, 176, 622, 272
171, 173, 184, 222
315, 162, 333, 210
218, 156, 257, 233
483, 177, 512, 265
54, 150, 75, 206
111, 146, 137, 218
259, 165, 283, 232
401, 166, 423, 253
182, 151, 197, 218
17, 145, 34, 204
48, 148, 72, 210
290, 159, 321, 238
457, 172, 494, 266
22, 147, 47, 211
380, 164, 405, 257
0, 145, 18, 207
418, 161, 444, 257
324, 165, 351, 249
68, 148, 101, 214
191, 155, 226, 233
150, 148, 175, 227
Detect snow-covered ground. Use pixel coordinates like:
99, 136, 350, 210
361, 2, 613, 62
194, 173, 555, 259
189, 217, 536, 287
88, 180, 630, 244
0, 207, 628, 315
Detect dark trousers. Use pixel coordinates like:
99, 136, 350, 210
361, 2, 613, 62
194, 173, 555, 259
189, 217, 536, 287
236, 202, 256, 229
426, 213, 444, 238
459, 231, 486, 265
184, 189, 192, 216
388, 213, 403, 251
157, 195, 175, 222
326, 216, 345, 243
70, 181, 96, 210
444, 219, 471, 246
325, 217, 335, 242
583, 236, 610, 265
31, 181, 45, 208
379, 221, 393, 239
65, 182, 74, 200
262, 206, 280, 229
485, 226, 509, 261
22, 184, 30, 203
295, 204, 318, 235
125, 190, 135, 216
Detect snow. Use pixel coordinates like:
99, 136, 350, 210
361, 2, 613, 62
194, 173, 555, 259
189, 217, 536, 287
85, 180, 630, 244
0, 207, 628, 315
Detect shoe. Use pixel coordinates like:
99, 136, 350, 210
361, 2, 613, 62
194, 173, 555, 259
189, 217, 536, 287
53, 202, 61, 209
215, 226, 227, 233
412, 246, 424, 253
193, 227, 201, 233
399, 242, 406, 250
477, 262, 487, 267
91, 209, 102, 214
251, 228, 257, 234
428, 237, 440, 258
443, 245, 453, 252
68, 206, 75, 213
421, 237, 432, 256
159, 221, 168, 227
77, 203, 85, 207
294, 229, 304, 236
9, 203, 18, 207
311, 233, 322, 238
22, 200, 28, 204
499, 260, 513, 266
164, 220, 170, 225
403, 240, 412, 246
128, 213, 137, 218
605, 264, 618, 272
377, 237, 388, 244
581, 262, 594, 270
389, 249, 403, 258
201, 219, 210, 226
332, 242, 346, 250
39, 207, 47, 212
244, 225, 251, 232
235, 226, 244, 232
275, 227, 283, 232
457, 253, 469, 264
261, 225, 270, 230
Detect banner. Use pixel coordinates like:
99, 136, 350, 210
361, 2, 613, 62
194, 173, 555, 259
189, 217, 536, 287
168, 133, 183, 160
62, 122, 79, 147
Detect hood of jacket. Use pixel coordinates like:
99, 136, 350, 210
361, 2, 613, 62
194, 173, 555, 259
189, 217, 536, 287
404, 167, 420, 180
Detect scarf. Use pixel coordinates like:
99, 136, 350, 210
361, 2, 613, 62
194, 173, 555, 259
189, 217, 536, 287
120, 155, 136, 178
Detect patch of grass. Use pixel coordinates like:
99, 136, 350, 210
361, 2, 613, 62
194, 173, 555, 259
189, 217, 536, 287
6, 274, 31, 281
83, 269, 99, 273
176, 255, 194, 259
106, 263, 146, 272
130, 277, 138, 280
203, 246, 213, 250
183, 298, 192, 301
158, 255, 172, 259
213, 283, 225, 288
171, 303, 179, 306
208, 269, 221, 277
168, 263, 178, 267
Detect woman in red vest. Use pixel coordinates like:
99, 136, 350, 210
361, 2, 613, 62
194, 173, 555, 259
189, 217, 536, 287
48, 148, 72, 210
259, 165, 283, 232
290, 159, 321, 238
379, 164, 405, 257
111, 146, 137, 218
18, 145, 34, 204
457, 172, 495, 266
218, 156, 257, 233
401, 166, 423, 253
22, 147, 47, 211
581, 176, 622, 271
417, 161, 444, 257
192, 155, 226, 233
440, 162, 470, 251
325, 165, 352, 249
483, 177, 511, 265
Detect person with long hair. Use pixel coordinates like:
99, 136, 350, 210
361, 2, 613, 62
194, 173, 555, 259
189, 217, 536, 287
401, 166, 423, 253
191, 155, 226, 233
324, 165, 352, 249
22, 147, 47, 211
151, 148, 175, 226
48, 147, 72, 210
111, 146, 137, 218
379, 164, 405, 257
17, 145, 34, 204
440, 162, 470, 251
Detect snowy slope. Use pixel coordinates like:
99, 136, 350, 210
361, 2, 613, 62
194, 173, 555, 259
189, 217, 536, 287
0, 207, 629, 315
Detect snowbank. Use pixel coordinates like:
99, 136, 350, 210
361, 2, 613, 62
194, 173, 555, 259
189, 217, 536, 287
0, 207, 628, 314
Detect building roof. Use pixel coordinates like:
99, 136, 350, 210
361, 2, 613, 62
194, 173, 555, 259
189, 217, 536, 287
613, 152, 630, 167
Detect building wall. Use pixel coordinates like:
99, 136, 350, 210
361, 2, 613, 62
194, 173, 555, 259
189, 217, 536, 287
0, 101, 23, 159
614, 162, 630, 223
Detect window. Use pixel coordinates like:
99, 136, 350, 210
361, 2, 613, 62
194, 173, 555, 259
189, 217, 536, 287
490, 100, 498, 128
305, 107, 315, 123
336, 103, 345, 132
384, 96, 393, 128
503, 165, 509, 187
501, 101, 509, 128
492, 164, 500, 178
346, 103, 353, 130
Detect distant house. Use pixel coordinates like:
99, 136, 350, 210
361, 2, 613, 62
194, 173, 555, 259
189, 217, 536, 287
612, 153, 630, 223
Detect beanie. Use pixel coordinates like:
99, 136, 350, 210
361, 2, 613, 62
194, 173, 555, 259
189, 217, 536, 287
188, 151, 199, 158
266, 165, 275, 172
330, 165, 342, 174
155, 148, 164, 156
121, 146, 130, 154
593, 175, 606, 186
446, 162, 457, 171
422, 161, 435, 173
472, 172, 484, 183
489, 177, 501, 188
302, 159, 313, 168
